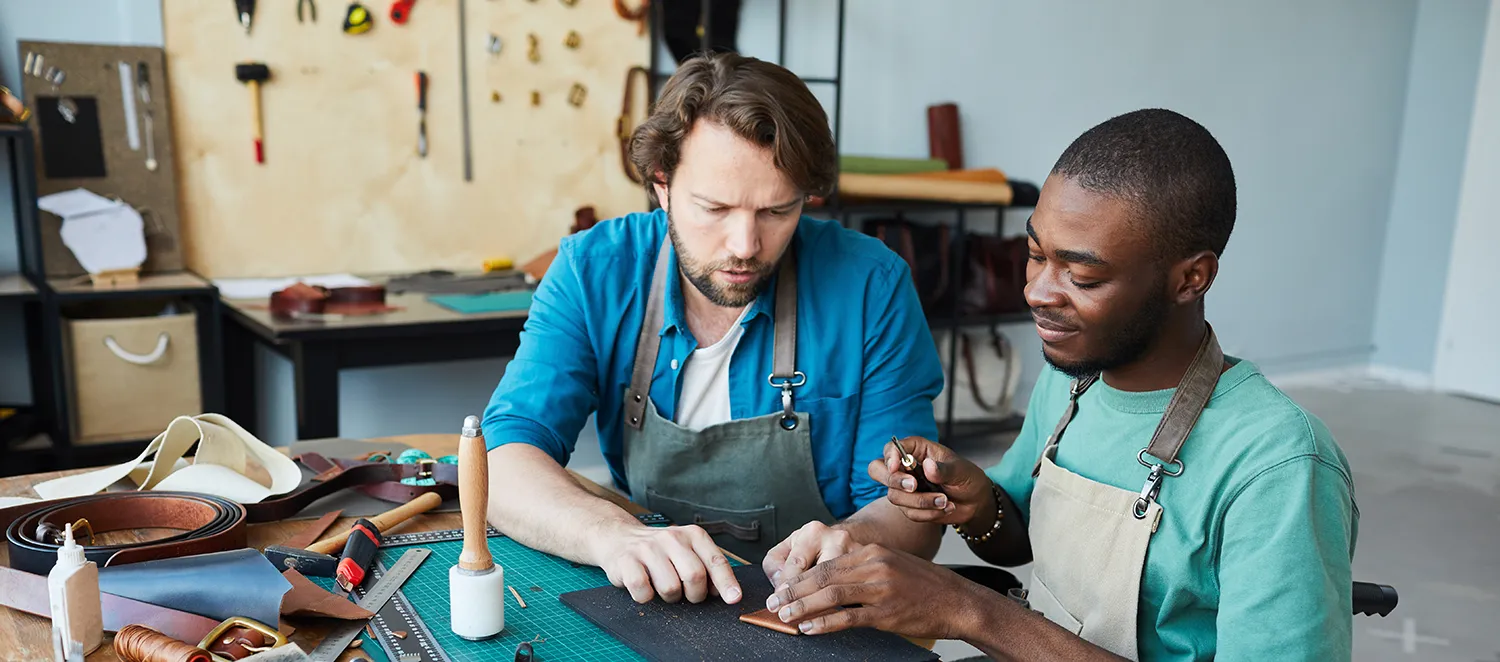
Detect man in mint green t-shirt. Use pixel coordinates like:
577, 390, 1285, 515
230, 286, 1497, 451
759, 109, 1358, 661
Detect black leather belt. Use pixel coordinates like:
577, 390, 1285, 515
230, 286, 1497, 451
3, 492, 247, 575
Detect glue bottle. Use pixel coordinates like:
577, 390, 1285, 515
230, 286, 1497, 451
47, 523, 102, 662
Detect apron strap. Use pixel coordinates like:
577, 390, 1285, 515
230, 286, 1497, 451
624, 239, 671, 430
767, 245, 803, 430
1032, 374, 1096, 478
1140, 326, 1224, 468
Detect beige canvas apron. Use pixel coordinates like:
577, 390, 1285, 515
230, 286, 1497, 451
620, 240, 836, 562
1024, 329, 1224, 660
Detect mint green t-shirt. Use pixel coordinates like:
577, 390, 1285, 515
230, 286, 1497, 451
986, 359, 1359, 661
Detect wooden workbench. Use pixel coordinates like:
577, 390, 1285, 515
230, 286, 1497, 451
0, 433, 636, 662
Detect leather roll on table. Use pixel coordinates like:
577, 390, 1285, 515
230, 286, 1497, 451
3, 492, 247, 575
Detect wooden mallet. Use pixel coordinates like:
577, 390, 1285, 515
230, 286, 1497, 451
235, 62, 270, 164
449, 415, 505, 640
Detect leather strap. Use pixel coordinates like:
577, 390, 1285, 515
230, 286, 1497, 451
960, 327, 1021, 414
770, 246, 798, 384
1142, 328, 1223, 466
244, 456, 458, 522
1032, 374, 1097, 478
2, 492, 247, 575
293, 453, 458, 505
0, 564, 221, 642
1030, 326, 1223, 477
624, 240, 672, 430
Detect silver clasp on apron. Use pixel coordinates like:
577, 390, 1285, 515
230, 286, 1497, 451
767, 371, 807, 430
1132, 449, 1184, 519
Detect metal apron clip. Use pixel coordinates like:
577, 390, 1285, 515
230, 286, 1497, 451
768, 371, 806, 430
1132, 449, 1184, 519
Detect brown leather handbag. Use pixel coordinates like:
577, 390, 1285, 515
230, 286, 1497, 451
959, 234, 1029, 316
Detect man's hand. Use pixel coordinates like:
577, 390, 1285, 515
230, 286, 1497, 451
591, 524, 742, 605
871, 436, 996, 528
762, 521, 856, 587
764, 543, 987, 640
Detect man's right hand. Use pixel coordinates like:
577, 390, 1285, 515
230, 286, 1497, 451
869, 436, 995, 530
591, 524, 743, 606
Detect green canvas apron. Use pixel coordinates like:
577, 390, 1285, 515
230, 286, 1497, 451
621, 240, 837, 562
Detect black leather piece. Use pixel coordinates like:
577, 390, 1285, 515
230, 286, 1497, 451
4, 492, 246, 575
261, 544, 339, 577
98, 548, 291, 627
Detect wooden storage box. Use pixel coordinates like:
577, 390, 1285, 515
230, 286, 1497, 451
63, 310, 201, 444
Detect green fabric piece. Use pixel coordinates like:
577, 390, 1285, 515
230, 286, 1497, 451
429, 290, 534, 314
986, 360, 1358, 661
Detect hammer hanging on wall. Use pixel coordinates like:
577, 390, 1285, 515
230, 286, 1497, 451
236, 62, 270, 164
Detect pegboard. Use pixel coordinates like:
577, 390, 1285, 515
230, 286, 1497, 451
17, 41, 186, 277
161, 0, 650, 278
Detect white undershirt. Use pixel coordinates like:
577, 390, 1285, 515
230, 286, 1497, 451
674, 308, 751, 431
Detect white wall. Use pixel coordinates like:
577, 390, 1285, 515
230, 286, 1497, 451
1372, 0, 1492, 381
0, 1, 1473, 451
1432, 1, 1500, 401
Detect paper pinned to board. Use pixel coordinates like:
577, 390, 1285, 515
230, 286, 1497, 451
39, 188, 148, 275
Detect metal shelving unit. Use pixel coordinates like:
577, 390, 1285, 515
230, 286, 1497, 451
641, 2, 1032, 444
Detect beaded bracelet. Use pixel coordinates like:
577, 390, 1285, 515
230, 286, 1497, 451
954, 482, 1005, 544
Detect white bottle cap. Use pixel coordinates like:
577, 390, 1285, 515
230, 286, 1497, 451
56, 523, 86, 567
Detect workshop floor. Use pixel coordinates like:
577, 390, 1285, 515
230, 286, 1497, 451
931, 381, 1500, 661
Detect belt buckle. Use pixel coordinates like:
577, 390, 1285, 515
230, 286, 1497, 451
198, 616, 288, 662
416, 457, 435, 480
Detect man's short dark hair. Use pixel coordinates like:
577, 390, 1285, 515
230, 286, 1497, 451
1051, 109, 1237, 259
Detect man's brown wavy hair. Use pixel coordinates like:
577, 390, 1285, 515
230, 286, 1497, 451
629, 52, 837, 207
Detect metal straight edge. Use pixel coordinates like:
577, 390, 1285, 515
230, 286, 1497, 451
307, 548, 432, 662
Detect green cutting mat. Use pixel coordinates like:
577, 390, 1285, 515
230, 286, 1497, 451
316, 533, 728, 661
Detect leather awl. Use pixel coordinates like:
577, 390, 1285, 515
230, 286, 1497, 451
262, 491, 441, 575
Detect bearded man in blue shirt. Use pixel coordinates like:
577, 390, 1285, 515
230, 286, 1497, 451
481, 52, 946, 606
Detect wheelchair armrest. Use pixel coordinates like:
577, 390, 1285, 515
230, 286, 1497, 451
1353, 581, 1398, 617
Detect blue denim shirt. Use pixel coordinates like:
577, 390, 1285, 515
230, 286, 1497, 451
481, 209, 944, 519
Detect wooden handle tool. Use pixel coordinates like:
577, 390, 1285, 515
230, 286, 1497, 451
307, 491, 442, 555
457, 415, 493, 572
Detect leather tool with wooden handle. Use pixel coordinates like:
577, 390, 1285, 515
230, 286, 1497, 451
261, 492, 441, 575
449, 415, 505, 640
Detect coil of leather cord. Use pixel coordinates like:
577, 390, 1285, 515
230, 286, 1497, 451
3, 492, 247, 575
115, 624, 213, 662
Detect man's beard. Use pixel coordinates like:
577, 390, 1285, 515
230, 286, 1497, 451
667, 208, 777, 308
1042, 277, 1170, 380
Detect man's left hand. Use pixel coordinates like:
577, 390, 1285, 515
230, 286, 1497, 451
762, 521, 856, 586
763, 543, 986, 640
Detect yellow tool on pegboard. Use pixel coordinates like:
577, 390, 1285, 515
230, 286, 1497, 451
343, 2, 373, 34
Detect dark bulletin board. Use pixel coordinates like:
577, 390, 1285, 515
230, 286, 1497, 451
18, 41, 184, 278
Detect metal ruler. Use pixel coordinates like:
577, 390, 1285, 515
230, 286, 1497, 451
307, 548, 432, 662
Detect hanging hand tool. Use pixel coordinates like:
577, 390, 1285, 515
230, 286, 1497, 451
415, 71, 428, 158
298, 0, 317, 22
235, 0, 257, 34
389, 0, 417, 24
343, 2, 374, 34
235, 62, 271, 164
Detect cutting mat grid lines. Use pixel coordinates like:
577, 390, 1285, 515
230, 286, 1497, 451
318, 536, 647, 661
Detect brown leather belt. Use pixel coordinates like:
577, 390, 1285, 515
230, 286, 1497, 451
3, 492, 247, 576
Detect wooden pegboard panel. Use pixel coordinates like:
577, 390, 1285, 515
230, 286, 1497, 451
18, 41, 185, 277
162, 0, 650, 278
